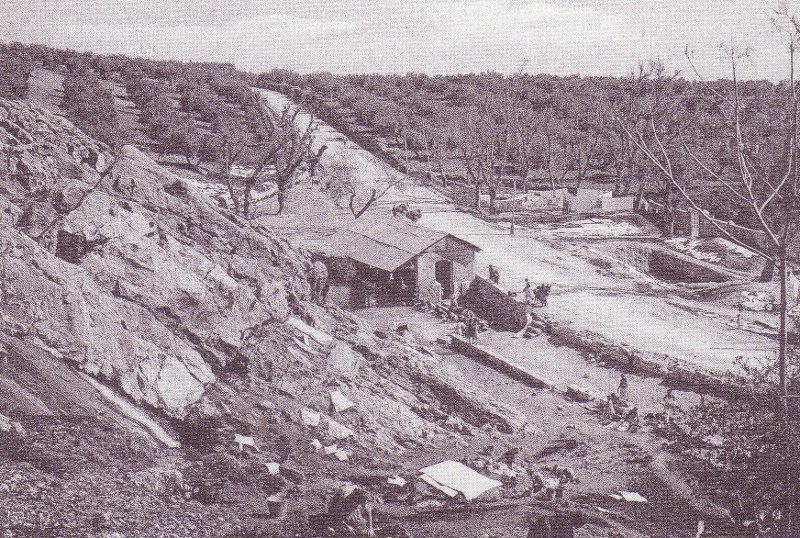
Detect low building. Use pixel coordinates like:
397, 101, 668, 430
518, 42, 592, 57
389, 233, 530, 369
330, 216, 480, 307
480, 188, 635, 214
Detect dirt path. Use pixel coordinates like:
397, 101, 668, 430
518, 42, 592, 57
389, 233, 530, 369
256, 88, 777, 379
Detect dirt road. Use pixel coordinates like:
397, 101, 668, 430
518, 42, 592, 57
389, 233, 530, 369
257, 88, 776, 377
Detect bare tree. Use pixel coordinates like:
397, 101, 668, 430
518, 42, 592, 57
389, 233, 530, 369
211, 112, 249, 214
450, 105, 486, 208
250, 101, 316, 216
323, 157, 405, 219
415, 115, 451, 187
618, 38, 800, 403
212, 95, 316, 217
619, 24, 800, 531
509, 106, 540, 194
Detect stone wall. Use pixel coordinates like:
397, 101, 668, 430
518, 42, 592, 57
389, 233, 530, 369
461, 277, 528, 331
417, 237, 476, 302
647, 249, 730, 283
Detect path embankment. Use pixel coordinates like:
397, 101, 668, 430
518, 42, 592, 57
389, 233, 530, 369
463, 276, 750, 398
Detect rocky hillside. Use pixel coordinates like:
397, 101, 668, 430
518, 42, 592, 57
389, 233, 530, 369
0, 97, 526, 536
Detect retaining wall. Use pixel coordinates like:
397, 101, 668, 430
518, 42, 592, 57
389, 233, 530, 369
462, 278, 750, 398
647, 249, 731, 283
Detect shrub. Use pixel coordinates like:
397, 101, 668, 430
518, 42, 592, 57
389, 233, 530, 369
0, 54, 33, 99
179, 84, 223, 122
62, 66, 122, 147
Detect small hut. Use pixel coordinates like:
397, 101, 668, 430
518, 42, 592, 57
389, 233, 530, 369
330, 216, 480, 307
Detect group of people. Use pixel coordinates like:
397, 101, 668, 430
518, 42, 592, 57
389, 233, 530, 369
603, 373, 680, 432
604, 374, 640, 431
522, 279, 552, 307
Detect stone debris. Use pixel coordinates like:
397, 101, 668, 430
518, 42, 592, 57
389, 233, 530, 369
326, 342, 362, 378
419, 473, 458, 497
334, 449, 351, 461
311, 438, 323, 450
0, 413, 12, 433
327, 418, 354, 440
703, 434, 725, 448
610, 491, 648, 503
10, 421, 25, 436
387, 475, 407, 487
80, 372, 181, 448
330, 389, 355, 413
552, 465, 578, 483
444, 414, 471, 433
324, 444, 339, 455
129, 467, 187, 499
740, 291, 776, 312
266, 494, 285, 518
565, 384, 605, 403
265, 462, 280, 475
234, 433, 259, 452
286, 317, 333, 345
300, 407, 321, 427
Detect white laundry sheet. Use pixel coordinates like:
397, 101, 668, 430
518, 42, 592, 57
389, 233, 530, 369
419, 460, 502, 501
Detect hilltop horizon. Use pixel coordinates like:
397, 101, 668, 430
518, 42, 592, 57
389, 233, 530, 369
1, 0, 796, 82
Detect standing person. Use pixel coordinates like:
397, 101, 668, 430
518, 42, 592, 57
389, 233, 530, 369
662, 388, 677, 423
522, 278, 533, 306
309, 260, 329, 304
488, 265, 500, 284
466, 311, 478, 344
605, 395, 619, 422
617, 373, 629, 402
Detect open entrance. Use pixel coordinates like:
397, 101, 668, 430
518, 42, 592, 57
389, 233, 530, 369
435, 260, 454, 299
351, 262, 417, 307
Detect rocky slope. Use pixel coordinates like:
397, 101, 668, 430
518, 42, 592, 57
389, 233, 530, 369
0, 97, 526, 536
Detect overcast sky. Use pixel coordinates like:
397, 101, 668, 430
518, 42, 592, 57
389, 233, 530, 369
1, 1, 796, 80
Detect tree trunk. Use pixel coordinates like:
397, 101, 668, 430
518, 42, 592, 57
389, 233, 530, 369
779, 254, 788, 398
277, 189, 287, 215
633, 171, 645, 211
776, 251, 796, 538
488, 186, 496, 213
223, 152, 240, 213
242, 182, 253, 218
760, 259, 776, 282
474, 182, 481, 209
663, 183, 676, 237
511, 174, 517, 235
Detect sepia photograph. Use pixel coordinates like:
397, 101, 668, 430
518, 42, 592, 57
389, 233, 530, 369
2, 1, 800, 536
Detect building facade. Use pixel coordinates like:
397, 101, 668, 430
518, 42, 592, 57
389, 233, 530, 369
330, 216, 479, 308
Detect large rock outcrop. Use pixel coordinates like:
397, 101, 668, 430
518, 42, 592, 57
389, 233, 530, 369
0, 97, 524, 450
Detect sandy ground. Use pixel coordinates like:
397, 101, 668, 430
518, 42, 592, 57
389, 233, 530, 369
257, 88, 778, 377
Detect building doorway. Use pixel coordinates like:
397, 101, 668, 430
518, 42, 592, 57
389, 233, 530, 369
435, 260, 454, 299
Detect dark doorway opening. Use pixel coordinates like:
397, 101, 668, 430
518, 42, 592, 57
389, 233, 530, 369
435, 260, 454, 299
